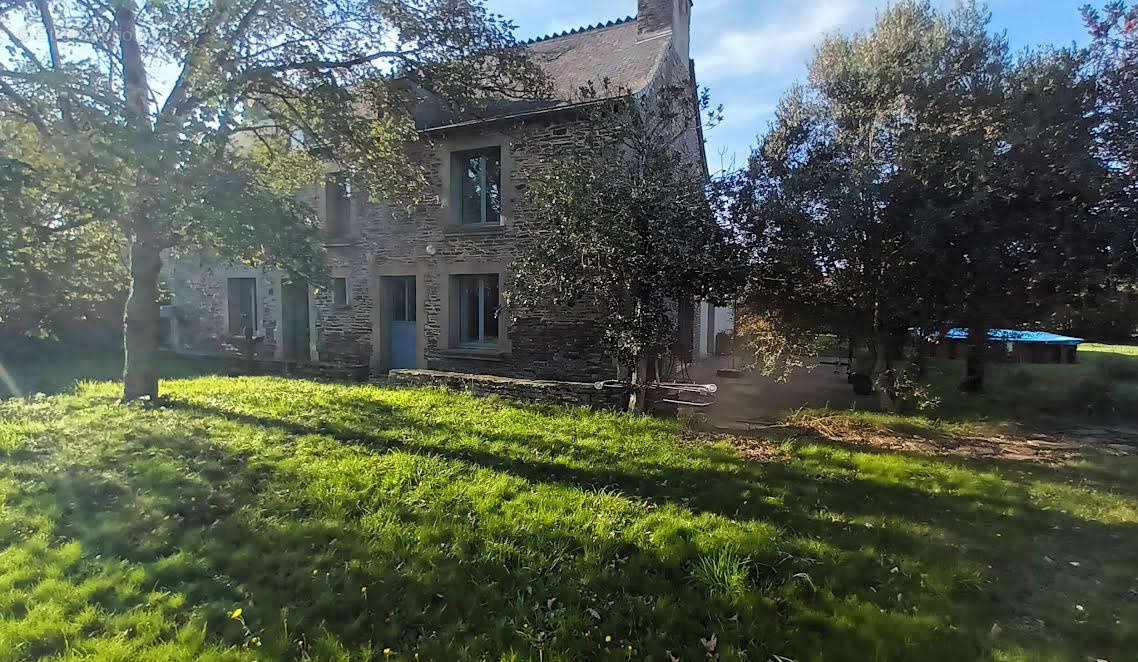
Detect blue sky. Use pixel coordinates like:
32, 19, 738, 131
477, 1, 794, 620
487, 0, 1095, 169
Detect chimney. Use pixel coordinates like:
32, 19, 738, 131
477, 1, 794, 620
638, 0, 692, 62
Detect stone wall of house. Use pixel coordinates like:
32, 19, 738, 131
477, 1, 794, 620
165, 20, 702, 383
312, 247, 375, 362
387, 369, 630, 411
164, 257, 282, 358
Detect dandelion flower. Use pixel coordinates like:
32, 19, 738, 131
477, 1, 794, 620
229, 608, 243, 620
605, 635, 612, 643
361, 586, 368, 594
383, 648, 392, 656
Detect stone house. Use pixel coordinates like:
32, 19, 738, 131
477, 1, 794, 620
165, 0, 709, 384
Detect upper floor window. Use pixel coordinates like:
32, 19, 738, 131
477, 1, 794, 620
454, 147, 501, 225
332, 277, 348, 307
326, 174, 351, 238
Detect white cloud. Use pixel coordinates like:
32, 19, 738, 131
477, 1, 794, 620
694, 0, 869, 81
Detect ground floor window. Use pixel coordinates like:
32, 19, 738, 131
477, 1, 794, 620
227, 277, 257, 335
452, 274, 499, 348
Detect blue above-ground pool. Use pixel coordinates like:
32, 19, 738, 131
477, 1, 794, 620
937, 329, 1084, 363
942, 328, 1085, 346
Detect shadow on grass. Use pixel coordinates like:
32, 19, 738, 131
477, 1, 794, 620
144, 393, 1137, 657
3, 384, 1135, 660
0, 349, 223, 398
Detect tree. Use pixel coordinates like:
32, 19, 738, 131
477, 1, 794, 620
509, 82, 744, 412
732, 1, 1119, 407
923, 45, 1114, 391
0, 0, 546, 401
0, 146, 127, 344
1082, 1, 1138, 333
731, 2, 1003, 410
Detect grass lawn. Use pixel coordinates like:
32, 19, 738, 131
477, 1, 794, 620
0, 374, 1136, 660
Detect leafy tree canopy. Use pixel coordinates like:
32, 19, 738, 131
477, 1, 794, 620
510, 82, 745, 411
730, 1, 1118, 408
0, 0, 548, 399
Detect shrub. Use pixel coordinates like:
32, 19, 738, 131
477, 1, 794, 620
1001, 366, 1040, 389
1058, 376, 1120, 418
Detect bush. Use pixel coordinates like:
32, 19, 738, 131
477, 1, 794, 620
1001, 366, 1040, 389
1056, 376, 1131, 418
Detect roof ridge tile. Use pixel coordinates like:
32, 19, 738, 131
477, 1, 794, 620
521, 15, 636, 46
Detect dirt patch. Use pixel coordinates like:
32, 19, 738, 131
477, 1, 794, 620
727, 435, 788, 463
731, 417, 1137, 466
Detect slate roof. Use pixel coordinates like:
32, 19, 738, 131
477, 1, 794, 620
415, 16, 673, 131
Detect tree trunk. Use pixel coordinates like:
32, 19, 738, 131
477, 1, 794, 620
871, 331, 898, 413
122, 230, 161, 401
960, 326, 986, 392
628, 355, 649, 414
116, 0, 161, 402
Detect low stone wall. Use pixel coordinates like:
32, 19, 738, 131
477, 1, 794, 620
158, 350, 370, 382
386, 369, 630, 410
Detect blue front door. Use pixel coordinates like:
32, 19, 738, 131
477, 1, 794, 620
386, 277, 417, 370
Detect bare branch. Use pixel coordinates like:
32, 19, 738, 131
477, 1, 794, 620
32, 0, 74, 129
0, 19, 45, 70
238, 49, 414, 79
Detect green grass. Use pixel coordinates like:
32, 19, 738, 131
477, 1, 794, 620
783, 343, 1138, 440
914, 343, 1138, 425
0, 375, 1136, 660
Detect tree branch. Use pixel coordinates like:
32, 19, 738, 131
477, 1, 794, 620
115, 1, 153, 129
0, 78, 50, 137
0, 20, 45, 70
237, 48, 414, 80
32, 0, 75, 129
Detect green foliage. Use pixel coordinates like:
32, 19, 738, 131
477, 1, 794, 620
864, 344, 1138, 423
0, 128, 128, 341
0, 0, 549, 398
510, 82, 744, 372
731, 1, 1121, 401
0, 372, 1135, 659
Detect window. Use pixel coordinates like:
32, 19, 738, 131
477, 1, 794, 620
332, 278, 348, 307
454, 147, 501, 225
325, 174, 352, 237
452, 274, 499, 347
389, 277, 416, 322
227, 278, 257, 335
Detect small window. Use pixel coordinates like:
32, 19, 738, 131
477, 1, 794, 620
451, 274, 499, 347
389, 277, 416, 322
325, 173, 352, 237
332, 278, 348, 307
454, 147, 501, 225
227, 278, 257, 335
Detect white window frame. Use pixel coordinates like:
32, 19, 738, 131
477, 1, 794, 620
454, 147, 501, 225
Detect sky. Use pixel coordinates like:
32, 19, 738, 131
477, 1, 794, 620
486, 0, 1096, 170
